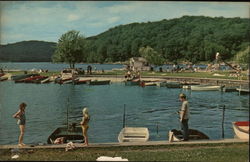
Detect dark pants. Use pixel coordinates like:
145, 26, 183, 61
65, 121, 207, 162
181, 119, 189, 140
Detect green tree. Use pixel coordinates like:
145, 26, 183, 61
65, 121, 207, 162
234, 46, 250, 69
52, 30, 86, 68
139, 46, 164, 66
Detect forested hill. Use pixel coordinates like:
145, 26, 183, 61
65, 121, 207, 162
0, 16, 249, 63
0, 41, 56, 62
85, 16, 250, 63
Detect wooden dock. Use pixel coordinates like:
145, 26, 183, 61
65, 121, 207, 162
0, 138, 248, 150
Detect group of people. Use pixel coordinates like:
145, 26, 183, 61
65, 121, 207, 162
12, 93, 190, 147
13, 104, 91, 147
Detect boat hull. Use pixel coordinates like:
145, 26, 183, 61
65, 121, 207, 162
87, 80, 111, 85
118, 127, 149, 143
168, 129, 209, 142
191, 85, 222, 91
232, 121, 249, 140
47, 126, 84, 144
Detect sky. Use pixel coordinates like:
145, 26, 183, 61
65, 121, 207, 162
0, 1, 249, 44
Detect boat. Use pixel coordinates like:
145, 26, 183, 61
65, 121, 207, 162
124, 79, 141, 86
0, 76, 8, 82
40, 77, 51, 84
190, 85, 222, 91
118, 127, 149, 143
73, 79, 91, 85
165, 82, 182, 88
24, 75, 48, 83
11, 73, 39, 81
220, 86, 238, 92
87, 80, 111, 85
47, 123, 84, 144
168, 129, 209, 142
236, 87, 250, 95
232, 121, 249, 140
140, 81, 157, 87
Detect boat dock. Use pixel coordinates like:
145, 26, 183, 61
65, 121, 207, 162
0, 138, 248, 150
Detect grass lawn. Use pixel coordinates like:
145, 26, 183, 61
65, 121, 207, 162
0, 143, 248, 161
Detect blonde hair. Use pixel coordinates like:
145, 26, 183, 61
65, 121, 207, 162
82, 107, 88, 115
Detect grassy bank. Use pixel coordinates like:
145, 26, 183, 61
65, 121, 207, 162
0, 143, 248, 161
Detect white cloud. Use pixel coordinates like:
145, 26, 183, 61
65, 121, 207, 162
0, 1, 249, 44
67, 14, 80, 22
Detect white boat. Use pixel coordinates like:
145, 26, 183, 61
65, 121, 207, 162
118, 127, 149, 143
190, 85, 222, 91
232, 121, 249, 140
236, 87, 250, 94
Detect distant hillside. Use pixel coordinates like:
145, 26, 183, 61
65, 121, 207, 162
0, 41, 56, 62
84, 16, 250, 63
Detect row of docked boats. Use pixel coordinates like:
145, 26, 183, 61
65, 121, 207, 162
50, 120, 248, 145
124, 78, 249, 94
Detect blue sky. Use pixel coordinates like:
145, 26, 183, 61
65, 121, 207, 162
0, 1, 249, 44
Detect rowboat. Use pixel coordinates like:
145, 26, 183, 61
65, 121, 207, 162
165, 82, 182, 88
73, 79, 91, 85
168, 129, 209, 142
12, 74, 39, 81
118, 127, 149, 143
47, 123, 84, 144
87, 80, 111, 85
232, 121, 249, 140
140, 81, 157, 87
190, 85, 222, 91
124, 79, 141, 86
220, 86, 238, 92
236, 87, 250, 95
0, 76, 8, 82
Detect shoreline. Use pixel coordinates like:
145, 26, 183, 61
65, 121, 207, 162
0, 138, 248, 150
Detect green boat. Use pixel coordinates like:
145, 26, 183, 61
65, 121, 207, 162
87, 80, 111, 85
47, 123, 83, 144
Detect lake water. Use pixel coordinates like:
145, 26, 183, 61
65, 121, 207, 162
0, 81, 249, 145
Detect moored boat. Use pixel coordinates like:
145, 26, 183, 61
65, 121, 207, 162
124, 79, 141, 86
232, 121, 249, 140
191, 85, 222, 91
236, 87, 250, 95
73, 79, 91, 85
87, 80, 111, 85
118, 127, 149, 143
168, 129, 209, 142
220, 86, 238, 92
12, 73, 39, 81
165, 82, 182, 88
47, 123, 84, 144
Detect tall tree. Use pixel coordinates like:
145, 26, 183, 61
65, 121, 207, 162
139, 46, 164, 66
52, 30, 86, 68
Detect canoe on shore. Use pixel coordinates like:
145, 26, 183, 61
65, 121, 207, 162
168, 129, 209, 142
118, 127, 149, 143
232, 121, 249, 140
191, 85, 222, 91
47, 123, 84, 144
87, 80, 111, 85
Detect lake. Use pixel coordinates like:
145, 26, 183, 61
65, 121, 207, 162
0, 80, 249, 145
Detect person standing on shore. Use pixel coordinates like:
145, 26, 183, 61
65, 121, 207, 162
178, 93, 189, 141
80, 107, 90, 146
12, 102, 27, 147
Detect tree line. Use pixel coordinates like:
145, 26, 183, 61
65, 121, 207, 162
53, 16, 250, 68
